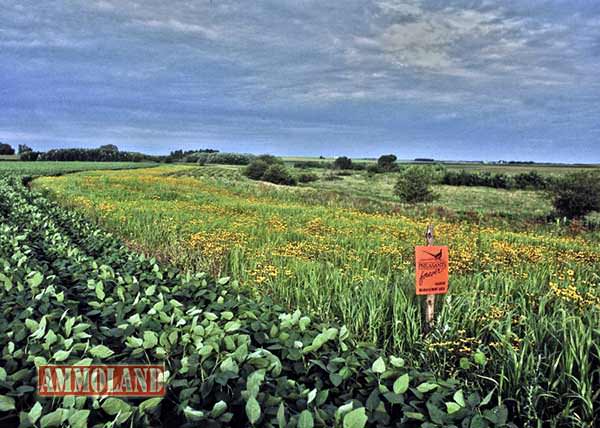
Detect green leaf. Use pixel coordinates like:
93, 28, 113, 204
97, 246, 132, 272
390, 356, 405, 368
405, 412, 425, 421
245, 396, 261, 425
95, 282, 105, 300
102, 397, 131, 416
40, 409, 65, 428
218, 276, 230, 285
0, 395, 16, 412
210, 401, 227, 418
481, 389, 495, 406
183, 406, 205, 421
446, 402, 461, 414
277, 403, 286, 428
28, 402, 43, 423
343, 407, 368, 428
371, 357, 386, 374
453, 389, 465, 407
53, 349, 71, 362
67, 409, 90, 428
224, 321, 241, 333
246, 370, 265, 397
126, 336, 143, 348
139, 397, 162, 413
89, 344, 114, 359
143, 331, 158, 349
29, 271, 43, 288
393, 373, 410, 394
416, 382, 439, 393
298, 410, 314, 428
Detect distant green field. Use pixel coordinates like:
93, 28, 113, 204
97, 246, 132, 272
0, 154, 19, 161
0, 161, 158, 176
282, 156, 599, 175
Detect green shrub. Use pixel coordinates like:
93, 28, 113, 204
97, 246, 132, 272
333, 156, 353, 170
394, 165, 436, 203
244, 160, 270, 180
513, 171, 548, 190
261, 164, 297, 185
550, 171, 600, 218
366, 164, 380, 176
297, 172, 318, 183
377, 154, 398, 172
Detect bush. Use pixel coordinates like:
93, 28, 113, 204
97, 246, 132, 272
244, 156, 296, 185
297, 173, 318, 183
394, 165, 437, 203
261, 164, 297, 185
512, 171, 548, 190
377, 154, 398, 172
244, 160, 270, 180
366, 164, 381, 175
333, 156, 353, 170
550, 171, 600, 218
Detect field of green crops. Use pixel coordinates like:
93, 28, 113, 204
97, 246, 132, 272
0, 161, 157, 177
27, 164, 600, 427
0, 165, 519, 427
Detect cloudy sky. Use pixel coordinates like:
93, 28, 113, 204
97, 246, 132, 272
1, 1, 599, 162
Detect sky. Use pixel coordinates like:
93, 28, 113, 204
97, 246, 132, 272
1, 1, 599, 162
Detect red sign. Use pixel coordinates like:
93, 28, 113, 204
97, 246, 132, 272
415, 246, 449, 295
38, 365, 166, 397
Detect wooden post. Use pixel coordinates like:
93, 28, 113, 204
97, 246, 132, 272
424, 224, 435, 333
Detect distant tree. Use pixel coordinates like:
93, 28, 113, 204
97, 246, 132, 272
377, 154, 398, 172
20, 151, 40, 161
18, 144, 32, 154
333, 156, 353, 170
550, 171, 600, 218
0, 143, 15, 155
99, 144, 119, 152
394, 165, 436, 203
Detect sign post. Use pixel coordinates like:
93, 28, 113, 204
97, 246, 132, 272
415, 225, 448, 333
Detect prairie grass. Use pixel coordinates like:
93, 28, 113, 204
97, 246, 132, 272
35, 165, 600, 426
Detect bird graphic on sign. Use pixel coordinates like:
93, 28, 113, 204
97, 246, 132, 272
423, 249, 443, 260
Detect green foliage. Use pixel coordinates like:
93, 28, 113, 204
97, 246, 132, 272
244, 159, 270, 180
334, 156, 353, 170
394, 166, 437, 203
0, 176, 512, 427
550, 171, 600, 218
245, 157, 297, 186
35, 147, 155, 162
297, 172, 319, 183
0, 143, 15, 155
261, 164, 297, 185
195, 152, 254, 165
377, 154, 398, 172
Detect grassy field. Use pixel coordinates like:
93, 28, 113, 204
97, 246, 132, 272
0, 160, 157, 177
34, 164, 600, 425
